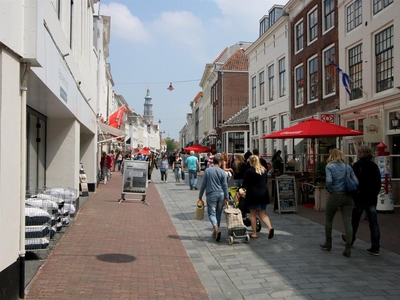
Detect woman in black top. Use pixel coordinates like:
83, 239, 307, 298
241, 155, 274, 239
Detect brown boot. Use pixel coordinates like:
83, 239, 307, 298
319, 237, 332, 251
343, 244, 351, 257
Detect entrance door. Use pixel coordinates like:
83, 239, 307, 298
26, 108, 47, 192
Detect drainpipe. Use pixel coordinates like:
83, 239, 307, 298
19, 62, 29, 298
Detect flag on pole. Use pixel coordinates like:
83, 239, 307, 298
335, 65, 351, 96
325, 55, 351, 96
108, 105, 125, 129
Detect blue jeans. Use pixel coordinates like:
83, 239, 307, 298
206, 192, 225, 228
188, 170, 197, 188
174, 168, 181, 180
352, 205, 380, 251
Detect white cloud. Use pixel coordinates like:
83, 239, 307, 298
151, 11, 209, 63
212, 0, 288, 33
100, 2, 152, 43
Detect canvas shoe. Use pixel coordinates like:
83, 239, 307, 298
367, 248, 380, 256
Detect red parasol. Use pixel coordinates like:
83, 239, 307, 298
261, 118, 363, 139
184, 144, 212, 153
135, 147, 151, 156
261, 118, 363, 180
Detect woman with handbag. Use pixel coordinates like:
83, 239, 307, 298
159, 153, 169, 183
241, 155, 274, 239
320, 148, 358, 257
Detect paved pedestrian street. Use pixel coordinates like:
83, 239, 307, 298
25, 170, 400, 299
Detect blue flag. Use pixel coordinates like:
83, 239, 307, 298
335, 66, 351, 96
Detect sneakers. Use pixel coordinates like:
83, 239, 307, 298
190, 187, 193, 190
193, 186, 198, 190
367, 248, 380, 256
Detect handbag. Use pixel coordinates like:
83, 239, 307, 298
194, 199, 205, 220
181, 170, 185, 180
345, 165, 358, 195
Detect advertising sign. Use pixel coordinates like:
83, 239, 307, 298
122, 160, 148, 194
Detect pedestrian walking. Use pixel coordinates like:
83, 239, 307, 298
100, 151, 112, 185
341, 145, 382, 256
220, 152, 233, 181
241, 155, 274, 239
159, 153, 169, 183
147, 152, 157, 183
115, 151, 123, 171
271, 150, 284, 175
232, 153, 247, 187
320, 148, 358, 257
172, 153, 183, 182
185, 150, 200, 190
198, 156, 229, 242
207, 149, 217, 168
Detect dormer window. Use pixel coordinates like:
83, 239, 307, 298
259, 15, 269, 36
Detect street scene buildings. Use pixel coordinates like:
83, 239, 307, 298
0, 0, 399, 299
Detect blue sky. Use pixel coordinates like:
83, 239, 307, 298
98, 0, 288, 141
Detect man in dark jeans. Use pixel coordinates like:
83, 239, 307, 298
342, 145, 382, 256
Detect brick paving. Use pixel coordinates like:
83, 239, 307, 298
25, 171, 208, 300
25, 169, 400, 299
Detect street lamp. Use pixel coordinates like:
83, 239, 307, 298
391, 114, 399, 130
217, 140, 222, 153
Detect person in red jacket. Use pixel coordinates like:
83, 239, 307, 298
100, 151, 112, 184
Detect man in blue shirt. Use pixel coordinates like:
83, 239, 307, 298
185, 150, 200, 190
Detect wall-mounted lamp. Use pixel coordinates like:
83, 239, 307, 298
391, 114, 399, 130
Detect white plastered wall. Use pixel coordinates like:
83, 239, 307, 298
0, 50, 23, 270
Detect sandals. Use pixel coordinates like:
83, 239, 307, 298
268, 228, 275, 239
250, 234, 257, 239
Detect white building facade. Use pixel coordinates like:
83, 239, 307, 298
0, 1, 109, 298
246, 5, 291, 157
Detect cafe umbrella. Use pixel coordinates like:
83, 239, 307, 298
184, 144, 212, 153
260, 118, 363, 180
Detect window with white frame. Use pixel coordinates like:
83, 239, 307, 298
259, 71, 265, 105
373, 0, 393, 15
308, 56, 318, 102
271, 117, 277, 132
375, 26, 393, 93
295, 65, 304, 107
347, 0, 362, 32
323, 46, 336, 96
255, 121, 259, 135
323, 0, 334, 32
295, 20, 303, 52
251, 76, 257, 107
280, 115, 287, 130
308, 8, 318, 43
279, 58, 286, 97
349, 43, 363, 100
262, 120, 267, 134
268, 64, 275, 101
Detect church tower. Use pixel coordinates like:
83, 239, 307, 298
143, 88, 153, 124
